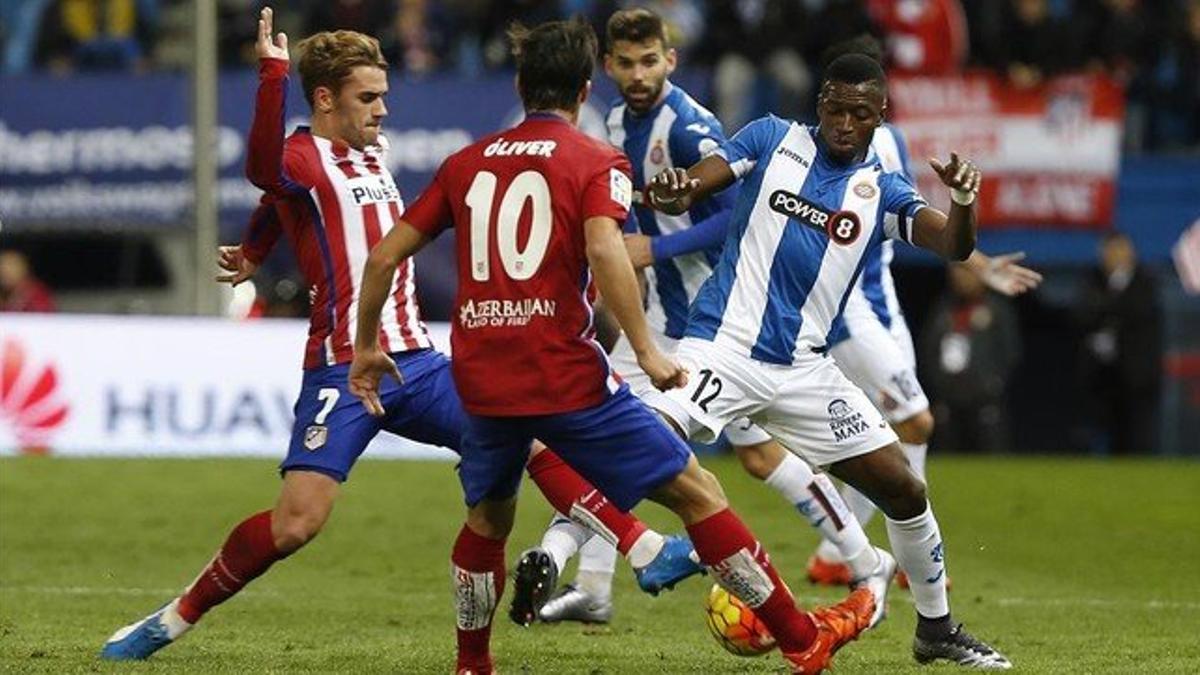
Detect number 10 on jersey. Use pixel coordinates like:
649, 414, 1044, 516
466, 170, 553, 282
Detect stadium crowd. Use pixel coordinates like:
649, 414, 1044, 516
1, 0, 1199, 150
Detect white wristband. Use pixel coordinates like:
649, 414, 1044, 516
647, 190, 679, 209
950, 188, 976, 206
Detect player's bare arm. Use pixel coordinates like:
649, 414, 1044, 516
912, 152, 980, 261
585, 215, 687, 390
347, 222, 425, 414
966, 250, 1044, 296
645, 156, 735, 216
623, 233, 654, 269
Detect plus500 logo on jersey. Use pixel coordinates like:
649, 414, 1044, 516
768, 190, 861, 245
347, 175, 401, 206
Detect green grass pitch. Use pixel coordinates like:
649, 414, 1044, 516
2, 455, 1198, 673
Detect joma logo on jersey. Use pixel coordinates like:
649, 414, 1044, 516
768, 191, 862, 245
346, 175, 400, 206
775, 145, 810, 168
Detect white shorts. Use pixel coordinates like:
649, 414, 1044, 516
609, 334, 772, 446
661, 338, 899, 469
830, 313, 929, 424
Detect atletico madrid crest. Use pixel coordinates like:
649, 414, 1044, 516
304, 425, 328, 451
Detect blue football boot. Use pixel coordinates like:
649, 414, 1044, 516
100, 600, 186, 660
635, 534, 704, 595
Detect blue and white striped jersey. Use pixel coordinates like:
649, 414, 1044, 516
828, 123, 913, 345
686, 115, 928, 366
607, 83, 736, 339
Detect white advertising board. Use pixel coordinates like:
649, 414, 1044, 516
0, 314, 455, 460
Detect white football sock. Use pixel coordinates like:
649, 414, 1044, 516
575, 537, 617, 601
540, 512, 591, 575
765, 454, 875, 577
624, 529, 665, 570
885, 502, 950, 618
160, 598, 193, 640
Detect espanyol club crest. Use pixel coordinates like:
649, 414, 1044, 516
304, 425, 328, 451
650, 141, 665, 165
827, 399, 854, 419
853, 182, 877, 200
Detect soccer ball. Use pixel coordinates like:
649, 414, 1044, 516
703, 583, 776, 656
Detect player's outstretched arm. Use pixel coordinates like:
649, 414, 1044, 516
966, 250, 1044, 296
348, 221, 426, 414
245, 7, 310, 195
585, 216, 687, 391
645, 155, 736, 216
912, 153, 980, 261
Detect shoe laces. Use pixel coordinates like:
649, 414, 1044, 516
947, 624, 997, 656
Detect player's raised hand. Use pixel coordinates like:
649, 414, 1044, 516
348, 347, 402, 417
215, 245, 259, 287
980, 251, 1044, 296
638, 348, 689, 391
256, 7, 289, 62
929, 152, 982, 202
646, 167, 699, 212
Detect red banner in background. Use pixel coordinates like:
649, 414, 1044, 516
889, 72, 1125, 229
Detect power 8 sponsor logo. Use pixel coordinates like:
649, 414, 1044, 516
768, 190, 861, 245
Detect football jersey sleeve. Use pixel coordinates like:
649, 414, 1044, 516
403, 168, 453, 236
582, 154, 634, 223
245, 58, 318, 194
240, 193, 283, 265
879, 170, 929, 245
669, 114, 726, 169
715, 115, 784, 179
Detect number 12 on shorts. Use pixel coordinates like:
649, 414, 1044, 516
690, 368, 722, 413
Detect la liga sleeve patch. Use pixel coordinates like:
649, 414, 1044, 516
610, 168, 632, 210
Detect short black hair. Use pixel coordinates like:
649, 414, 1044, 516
509, 18, 598, 112
823, 53, 886, 88
606, 8, 669, 49
821, 34, 884, 68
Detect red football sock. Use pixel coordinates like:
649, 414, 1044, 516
526, 449, 647, 555
686, 508, 817, 654
451, 525, 506, 674
177, 510, 284, 624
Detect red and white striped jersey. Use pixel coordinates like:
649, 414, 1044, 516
241, 58, 430, 370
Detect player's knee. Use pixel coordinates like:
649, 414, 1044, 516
653, 463, 727, 523
466, 499, 517, 540
271, 508, 326, 553
895, 410, 934, 445
733, 443, 777, 481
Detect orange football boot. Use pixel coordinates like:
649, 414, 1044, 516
805, 555, 853, 587
783, 587, 875, 674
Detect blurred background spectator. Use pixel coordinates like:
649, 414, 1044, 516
866, 0, 968, 75
921, 263, 1022, 453
0, 0, 1197, 150
34, 0, 159, 74
983, 0, 1082, 88
699, 0, 812, 130
0, 250, 57, 313
1076, 233, 1164, 454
